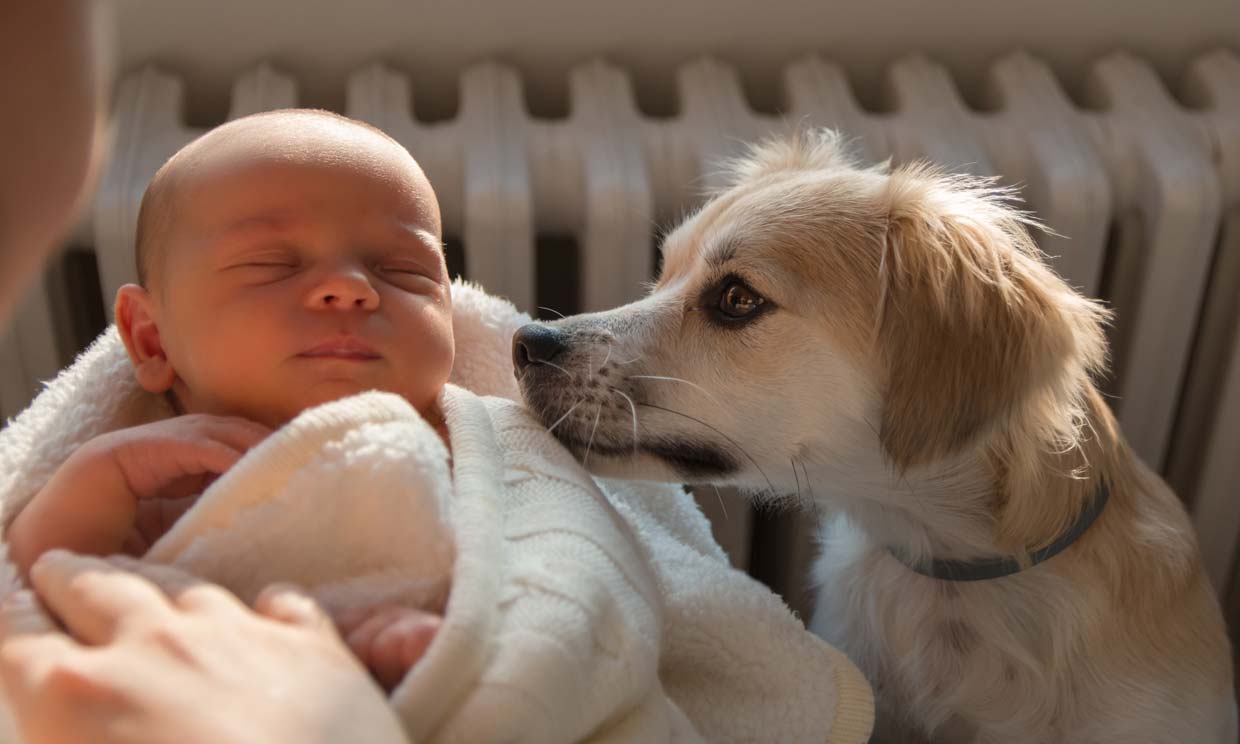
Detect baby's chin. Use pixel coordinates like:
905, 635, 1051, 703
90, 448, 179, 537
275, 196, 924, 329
277, 383, 432, 425
175, 385, 380, 430
193, 380, 435, 431
288, 385, 382, 415
220, 386, 371, 430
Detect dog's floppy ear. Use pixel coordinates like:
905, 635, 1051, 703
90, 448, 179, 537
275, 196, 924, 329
875, 165, 1108, 472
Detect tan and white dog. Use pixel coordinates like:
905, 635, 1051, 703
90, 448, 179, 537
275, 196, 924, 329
514, 131, 1237, 743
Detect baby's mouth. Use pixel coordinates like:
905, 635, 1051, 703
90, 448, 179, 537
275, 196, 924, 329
299, 337, 382, 361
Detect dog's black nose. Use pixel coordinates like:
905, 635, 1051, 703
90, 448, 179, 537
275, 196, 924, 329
513, 323, 569, 373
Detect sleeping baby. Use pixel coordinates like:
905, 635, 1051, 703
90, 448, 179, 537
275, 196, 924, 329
0, 110, 876, 743
7, 109, 459, 688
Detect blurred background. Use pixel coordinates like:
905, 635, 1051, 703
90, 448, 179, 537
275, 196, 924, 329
2, 0, 1238, 677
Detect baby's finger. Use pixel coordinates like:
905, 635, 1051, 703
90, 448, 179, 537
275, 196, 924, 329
399, 614, 440, 670
132, 494, 198, 546
343, 606, 409, 660
331, 605, 374, 635
254, 583, 333, 632
150, 472, 214, 501
370, 612, 439, 690
120, 527, 149, 557
332, 602, 406, 635
122, 439, 242, 503
28, 550, 170, 645
196, 415, 273, 453
168, 439, 243, 481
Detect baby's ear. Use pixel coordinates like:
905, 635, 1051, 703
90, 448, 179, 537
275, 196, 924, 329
115, 284, 176, 393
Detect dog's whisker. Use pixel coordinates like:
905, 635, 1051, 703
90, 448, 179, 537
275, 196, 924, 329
536, 305, 567, 319
611, 351, 645, 366
546, 401, 583, 434
583, 405, 603, 467
791, 457, 803, 500
636, 401, 777, 496
600, 342, 614, 370
610, 388, 640, 455
625, 375, 726, 408
799, 457, 815, 502
533, 359, 572, 378
711, 484, 729, 521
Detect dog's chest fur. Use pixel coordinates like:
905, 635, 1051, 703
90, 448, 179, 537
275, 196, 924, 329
809, 514, 1229, 744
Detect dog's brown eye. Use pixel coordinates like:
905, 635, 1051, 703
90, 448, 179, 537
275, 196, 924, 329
719, 282, 764, 318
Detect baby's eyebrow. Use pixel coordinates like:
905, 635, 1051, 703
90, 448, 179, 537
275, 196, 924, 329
390, 221, 445, 253
210, 211, 301, 243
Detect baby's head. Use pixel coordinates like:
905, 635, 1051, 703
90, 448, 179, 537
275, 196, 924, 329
116, 109, 454, 428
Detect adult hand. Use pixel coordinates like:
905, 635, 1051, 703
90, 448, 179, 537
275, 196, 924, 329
0, 551, 410, 744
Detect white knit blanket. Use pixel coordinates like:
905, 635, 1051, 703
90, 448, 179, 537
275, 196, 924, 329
0, 281, 873, 744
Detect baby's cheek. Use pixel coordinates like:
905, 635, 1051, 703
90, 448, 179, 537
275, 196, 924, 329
411, 327, 455, 402
178, 342, 292, 425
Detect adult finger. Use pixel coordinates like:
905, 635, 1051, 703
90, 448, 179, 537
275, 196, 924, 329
254, 583, 334, 632
101, 556, 241, 614
0, 631, 83, 713
28, 550, 170, 645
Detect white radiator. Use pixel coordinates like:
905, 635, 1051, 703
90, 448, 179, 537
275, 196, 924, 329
1, 50, 1238, 619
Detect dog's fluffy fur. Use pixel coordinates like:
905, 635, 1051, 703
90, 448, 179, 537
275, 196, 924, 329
516, 130, 1237, 743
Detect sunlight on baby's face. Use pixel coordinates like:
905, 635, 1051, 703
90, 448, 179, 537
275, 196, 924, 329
153, 123, 454, 428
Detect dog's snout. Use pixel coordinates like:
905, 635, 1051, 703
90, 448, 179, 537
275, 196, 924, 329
513, 323, 569, 372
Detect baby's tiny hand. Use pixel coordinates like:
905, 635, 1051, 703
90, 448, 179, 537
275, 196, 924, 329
8, 414, 271, 576
336, 604, 442, 692
91, 414, 272, 502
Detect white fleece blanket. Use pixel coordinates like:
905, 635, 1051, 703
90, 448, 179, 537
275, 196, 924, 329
0, 281, 874, 744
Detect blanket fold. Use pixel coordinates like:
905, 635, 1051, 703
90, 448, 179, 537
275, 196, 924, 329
0, 280, 873, 744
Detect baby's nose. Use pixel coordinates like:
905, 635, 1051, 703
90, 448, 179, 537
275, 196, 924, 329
308, 270, 380, 310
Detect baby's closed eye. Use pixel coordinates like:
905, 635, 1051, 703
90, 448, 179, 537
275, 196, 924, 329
222, 246, 302, 282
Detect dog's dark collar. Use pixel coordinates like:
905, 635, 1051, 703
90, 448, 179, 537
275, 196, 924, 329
888, 482, 1111, 582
